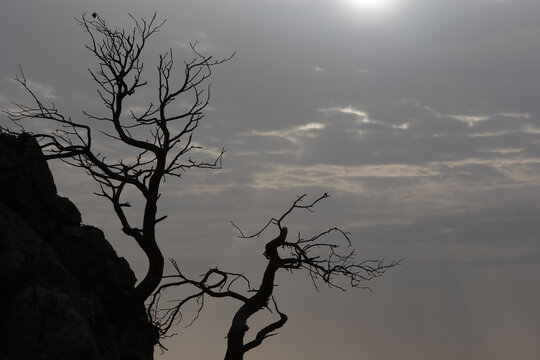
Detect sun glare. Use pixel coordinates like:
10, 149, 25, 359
342, 0, 396, 14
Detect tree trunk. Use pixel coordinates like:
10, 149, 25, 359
224, 256, 282, 359
132, 245, 164, 307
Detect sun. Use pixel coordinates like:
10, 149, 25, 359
342, 0, 396, 13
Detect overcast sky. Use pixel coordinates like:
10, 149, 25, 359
2, 0, 540, 359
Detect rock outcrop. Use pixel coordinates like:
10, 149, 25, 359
0, 134, 157, 360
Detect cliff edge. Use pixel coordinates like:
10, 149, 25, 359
0, 133, 157, 360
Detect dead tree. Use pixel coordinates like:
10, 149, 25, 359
150, 193, 401, 360
2, 12, 231, 314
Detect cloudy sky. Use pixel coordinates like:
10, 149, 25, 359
2, 0, 540, 359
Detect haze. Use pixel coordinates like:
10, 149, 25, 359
1, 0, 539, 359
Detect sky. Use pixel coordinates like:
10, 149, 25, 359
1, 0, 540, 359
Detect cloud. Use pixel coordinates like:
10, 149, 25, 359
468, 123, 540, 137
245, 154, 540, 219
25, 79, 59, 100
242, 122, 326, 145
423, 105, 491, 127
318, 106, 411, 130
481, 148, 523, 154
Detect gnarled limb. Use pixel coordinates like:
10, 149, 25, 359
152, 193, 400, 359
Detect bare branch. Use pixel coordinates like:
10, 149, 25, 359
2, 12, 399, 360
154, 194, 400, 359
149, 259, 251, 337
2, 12, 232, 321
243, 297, 288, 353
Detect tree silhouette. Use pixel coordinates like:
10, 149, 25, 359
150, 193, 400, 360
2, 13, 400, 359
2, 12, 231, 314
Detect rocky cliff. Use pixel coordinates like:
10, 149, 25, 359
0, 134, 157, 360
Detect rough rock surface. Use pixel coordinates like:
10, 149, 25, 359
0, 134, 157, 360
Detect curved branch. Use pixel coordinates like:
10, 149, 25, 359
243, 297, 288, 353
148, 259, 252, 337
